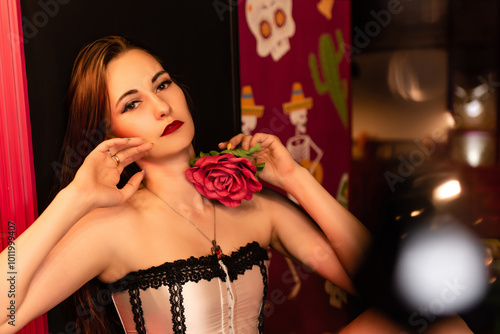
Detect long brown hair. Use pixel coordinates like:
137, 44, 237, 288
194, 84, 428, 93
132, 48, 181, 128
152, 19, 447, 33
56, 36, 193, 333
57, 35, 141, 334
58, 36, 143, 192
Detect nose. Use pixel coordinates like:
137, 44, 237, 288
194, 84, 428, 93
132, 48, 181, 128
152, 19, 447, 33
149, 93, 171, 119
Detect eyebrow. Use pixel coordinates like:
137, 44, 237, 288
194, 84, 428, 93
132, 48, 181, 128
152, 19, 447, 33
116, 89, 138, 108
115, 71, 167, 108
152, 70, 167, 83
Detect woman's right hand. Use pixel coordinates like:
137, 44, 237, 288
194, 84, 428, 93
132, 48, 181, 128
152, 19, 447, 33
69, 137, 153, 210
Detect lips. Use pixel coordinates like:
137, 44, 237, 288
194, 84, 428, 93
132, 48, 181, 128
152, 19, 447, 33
162, 120, 184, 136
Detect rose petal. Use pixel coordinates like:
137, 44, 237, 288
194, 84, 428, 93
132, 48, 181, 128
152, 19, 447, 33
227, 175, 243, 192
186, 154, 263, 208
227, 183, 248, 200
204, 178, 216, 191
193, 169, 209, 185
185, 168, 195, 182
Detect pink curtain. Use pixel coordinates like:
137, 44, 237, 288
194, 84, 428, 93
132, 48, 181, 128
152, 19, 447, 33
0, 0, 49, 333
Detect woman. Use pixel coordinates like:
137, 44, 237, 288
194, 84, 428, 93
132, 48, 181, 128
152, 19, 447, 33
0, 37, 470, 334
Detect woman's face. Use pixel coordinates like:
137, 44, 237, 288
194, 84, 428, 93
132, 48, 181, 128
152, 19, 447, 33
106, 49, 195, 159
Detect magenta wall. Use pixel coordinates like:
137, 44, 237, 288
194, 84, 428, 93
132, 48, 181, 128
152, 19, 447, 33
239, 0, 352, 332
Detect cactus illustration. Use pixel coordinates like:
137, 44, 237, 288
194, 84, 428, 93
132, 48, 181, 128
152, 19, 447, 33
309, 30, 348, 128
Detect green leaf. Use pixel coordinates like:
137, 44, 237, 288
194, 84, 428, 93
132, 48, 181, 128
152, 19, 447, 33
254, 162, 265, 179
247, 143, 261, 154
190, 143, 264, 168
221, 143, 262, 159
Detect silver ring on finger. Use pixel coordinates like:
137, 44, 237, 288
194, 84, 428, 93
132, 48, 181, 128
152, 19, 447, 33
111, 155, 120, 166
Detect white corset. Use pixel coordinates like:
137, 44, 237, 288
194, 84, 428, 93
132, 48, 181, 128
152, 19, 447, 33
110, 242, 269, 333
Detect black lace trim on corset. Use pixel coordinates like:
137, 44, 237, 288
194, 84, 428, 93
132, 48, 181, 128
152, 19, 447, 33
128, 288, 146, 333
110, 241, 269, 334
258, 257, 269, 333
169, 283, 186, 333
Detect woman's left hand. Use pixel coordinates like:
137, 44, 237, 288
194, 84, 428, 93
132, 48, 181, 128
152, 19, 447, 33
219, 133, 299, 188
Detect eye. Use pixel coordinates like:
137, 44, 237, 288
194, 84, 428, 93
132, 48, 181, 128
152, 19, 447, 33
260, 20, 272, 39
122, 100, 140, 113
275, 9, 286, 28
157, 80, 172, 92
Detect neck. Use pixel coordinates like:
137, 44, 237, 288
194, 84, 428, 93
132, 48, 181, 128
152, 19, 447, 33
138, 145, 208, 211
137, 145, 224, 258
296, 127, 306, 136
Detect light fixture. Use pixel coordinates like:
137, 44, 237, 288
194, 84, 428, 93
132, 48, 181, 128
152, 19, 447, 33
433, 179, 461, 202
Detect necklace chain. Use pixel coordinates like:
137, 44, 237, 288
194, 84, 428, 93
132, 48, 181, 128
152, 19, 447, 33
145, 187, 223, 258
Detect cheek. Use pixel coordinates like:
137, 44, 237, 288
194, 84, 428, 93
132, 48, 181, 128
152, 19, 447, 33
111, 116, 148, 138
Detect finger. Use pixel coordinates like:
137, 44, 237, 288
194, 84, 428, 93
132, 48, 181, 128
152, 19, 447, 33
108, 138, 148, 157
108, 142, 152, 170
250, 133, 279, 148
227, 133, 246, 149
98, 137, 146, 156
119, 170, 146, 200
114, 142, 153, 170
240, 135, 253, 150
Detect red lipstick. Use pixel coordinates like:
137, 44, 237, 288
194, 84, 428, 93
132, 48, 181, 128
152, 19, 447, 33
162, 120, 184, 136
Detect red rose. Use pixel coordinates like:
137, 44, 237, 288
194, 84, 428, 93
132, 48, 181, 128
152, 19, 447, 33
185, 153, 263, 208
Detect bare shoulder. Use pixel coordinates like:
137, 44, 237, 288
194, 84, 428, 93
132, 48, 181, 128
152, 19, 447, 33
64, 190, 144, 249
74, 198, 137, 234
253, 187, 288, 205
232, 187, 295, 220
61, 190, 147, 282
253, 187, 305, 214
245, 187, 311, 234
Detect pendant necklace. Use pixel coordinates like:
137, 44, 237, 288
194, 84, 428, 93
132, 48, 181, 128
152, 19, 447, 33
146, 187, 224, 259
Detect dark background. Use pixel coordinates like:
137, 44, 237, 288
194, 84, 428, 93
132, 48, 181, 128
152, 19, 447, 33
20, 0, 241, 213
19, 0, 240, 331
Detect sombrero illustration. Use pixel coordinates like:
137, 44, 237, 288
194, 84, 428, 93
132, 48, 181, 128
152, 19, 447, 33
241, 85, 264, 117
283, 82, 313, 114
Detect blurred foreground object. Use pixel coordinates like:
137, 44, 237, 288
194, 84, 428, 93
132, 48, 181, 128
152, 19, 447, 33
394, 218, 488, 316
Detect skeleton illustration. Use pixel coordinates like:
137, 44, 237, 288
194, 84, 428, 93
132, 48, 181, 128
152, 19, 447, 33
324, 280, 347, 309
283, 82, 324, 183
240, 85, 264, 135
317, 0, 335, 20
245, 0, 296, 61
